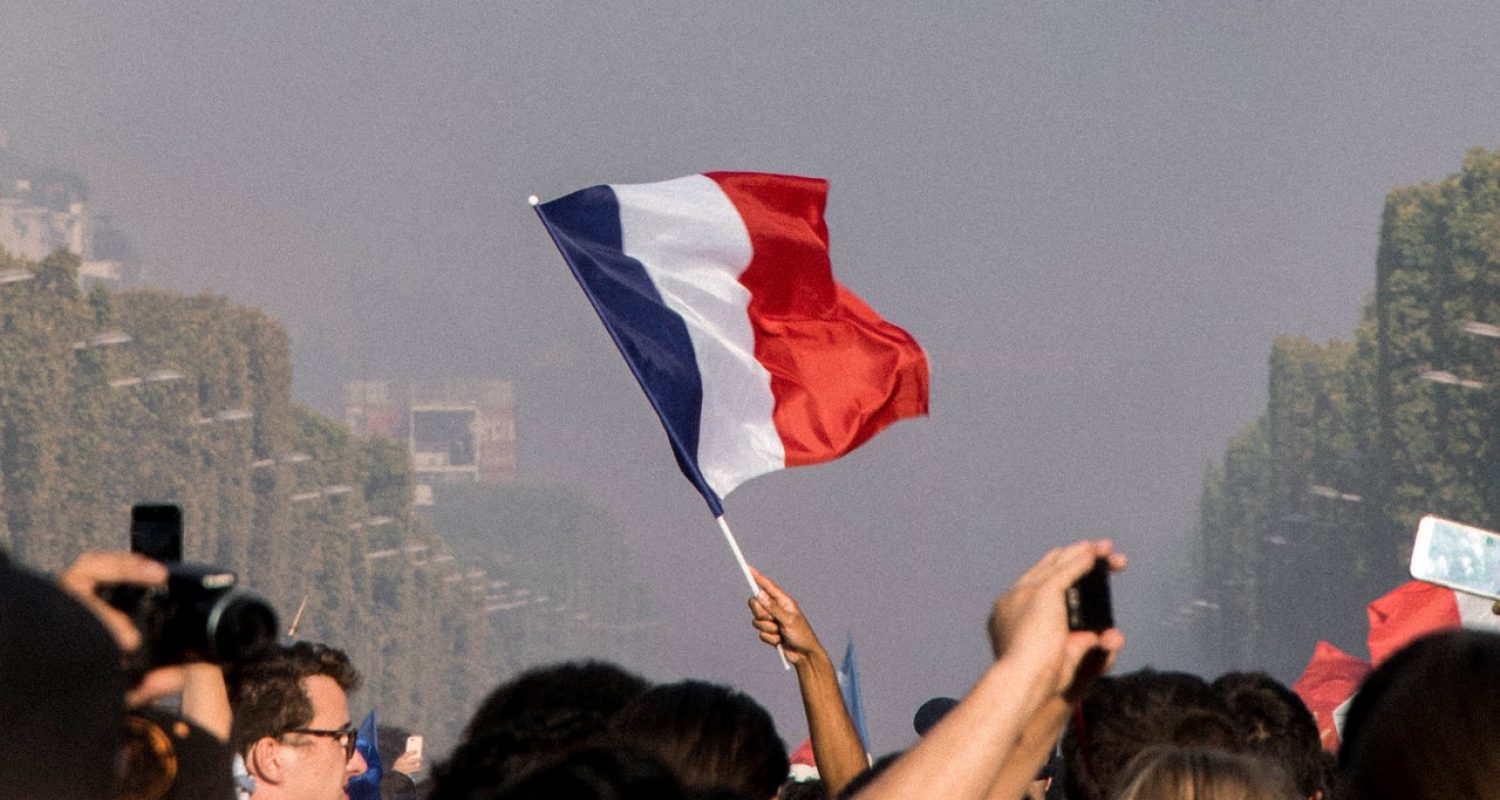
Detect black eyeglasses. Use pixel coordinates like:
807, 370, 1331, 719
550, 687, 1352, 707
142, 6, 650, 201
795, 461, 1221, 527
284, 724, 359, 761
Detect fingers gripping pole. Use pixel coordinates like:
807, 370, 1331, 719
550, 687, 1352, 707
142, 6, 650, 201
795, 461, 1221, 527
717, 514, 791, 670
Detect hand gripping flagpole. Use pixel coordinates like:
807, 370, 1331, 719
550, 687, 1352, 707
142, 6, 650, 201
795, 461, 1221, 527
717, 514, 791, 670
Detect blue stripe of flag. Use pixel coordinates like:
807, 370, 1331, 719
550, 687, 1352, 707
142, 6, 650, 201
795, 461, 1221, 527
534, 186, 724, 515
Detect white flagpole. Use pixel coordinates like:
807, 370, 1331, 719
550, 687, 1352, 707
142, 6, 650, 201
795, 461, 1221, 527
716, 514, 791, 670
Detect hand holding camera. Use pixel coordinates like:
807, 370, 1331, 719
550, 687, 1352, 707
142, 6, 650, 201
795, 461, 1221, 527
62, 505, 279, 698
987, 540, 1125, 701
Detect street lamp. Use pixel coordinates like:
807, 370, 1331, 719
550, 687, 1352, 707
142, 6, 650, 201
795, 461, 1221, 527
1420, 369, 1486, 390
110, 368, 186, 389
1462, 321, 1500, 339
143, 369, 185, 383
1308, 485, 1362, 503
199, 408, 253, 425
72, 331, 133, 350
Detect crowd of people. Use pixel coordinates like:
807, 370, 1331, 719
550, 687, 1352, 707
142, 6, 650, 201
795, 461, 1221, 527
3, 538, 1498, 800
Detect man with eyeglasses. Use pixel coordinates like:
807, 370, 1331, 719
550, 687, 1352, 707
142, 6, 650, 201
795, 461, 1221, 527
228, 642, 368, 800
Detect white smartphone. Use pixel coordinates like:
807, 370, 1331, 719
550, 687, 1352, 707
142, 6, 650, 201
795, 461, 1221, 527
405, 735, 423, 762
1410, 515, 1500, 600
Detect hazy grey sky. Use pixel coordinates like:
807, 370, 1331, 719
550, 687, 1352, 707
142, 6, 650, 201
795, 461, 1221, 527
6, 0, 1500, 753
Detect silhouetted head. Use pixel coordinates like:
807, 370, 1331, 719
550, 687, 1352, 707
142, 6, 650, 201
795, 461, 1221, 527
463, 660, 651, 741
491, 745, 685, 800
611, 680, 787, 800
431, 660, 651, 799
1338, 629, 1500, 800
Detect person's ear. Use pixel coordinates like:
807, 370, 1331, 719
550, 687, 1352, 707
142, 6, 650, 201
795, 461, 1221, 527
248, 737, 286, 785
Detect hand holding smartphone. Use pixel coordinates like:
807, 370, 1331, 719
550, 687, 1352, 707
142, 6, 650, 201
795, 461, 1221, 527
391, 735, 424, 775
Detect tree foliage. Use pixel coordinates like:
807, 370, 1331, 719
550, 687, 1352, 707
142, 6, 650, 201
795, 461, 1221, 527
0, 249, 657, 754
1197, 147, 1500, 677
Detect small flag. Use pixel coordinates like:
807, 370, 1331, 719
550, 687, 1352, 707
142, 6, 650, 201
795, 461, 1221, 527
837, 635, 871, 751
535, 172, 929, 515
345, 710, 382, 800
1291, 641, 1370, 751
787, 738, 818, 781
1366, 580, 1500, 665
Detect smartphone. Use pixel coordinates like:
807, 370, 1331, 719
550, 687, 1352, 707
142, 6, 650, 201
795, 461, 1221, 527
405, 735, 423, 762
131, 504, 183, 563
1410, 515, 1500, 600
1066, 557, 1114, 632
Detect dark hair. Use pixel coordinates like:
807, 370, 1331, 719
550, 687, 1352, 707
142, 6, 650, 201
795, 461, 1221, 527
432, 707, 621, 800
492, 746, 685, 800
1212, 671, 1328, 798
1061, 670, 1241, 800
1337, 629, 1500, 799
227, 641, 362, 755
611, 680, 788, 799
464, 660, 650, 741
430, 660, 652, 799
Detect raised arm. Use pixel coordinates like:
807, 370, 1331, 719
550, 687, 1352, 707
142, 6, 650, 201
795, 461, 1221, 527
851, 540, 1125, 800
749, 566, 868, 795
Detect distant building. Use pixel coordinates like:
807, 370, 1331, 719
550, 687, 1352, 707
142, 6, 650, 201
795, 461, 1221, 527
345, 379, 517, 505
0, 142, 131, 286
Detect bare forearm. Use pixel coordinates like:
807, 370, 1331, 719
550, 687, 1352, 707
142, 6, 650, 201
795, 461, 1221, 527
796, 646, 867, 795
180, 663, 232, 742
982, 696, 1069, 800
851, 655, 1052, 800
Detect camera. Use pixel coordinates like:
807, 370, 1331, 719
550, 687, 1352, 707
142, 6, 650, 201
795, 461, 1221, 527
97, 504, 279, 680
1065, 557, 1115, 632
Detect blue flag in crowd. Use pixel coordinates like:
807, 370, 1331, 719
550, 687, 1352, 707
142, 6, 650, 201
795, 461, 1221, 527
837, 635, 871, 750
346, 709, 382, 800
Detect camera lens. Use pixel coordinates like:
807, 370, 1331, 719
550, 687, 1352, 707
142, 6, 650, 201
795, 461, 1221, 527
207, 593, 279, 663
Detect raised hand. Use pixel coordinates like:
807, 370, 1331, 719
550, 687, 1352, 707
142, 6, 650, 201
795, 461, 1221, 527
987, 540, 1126, 700
748, 566, 825, 665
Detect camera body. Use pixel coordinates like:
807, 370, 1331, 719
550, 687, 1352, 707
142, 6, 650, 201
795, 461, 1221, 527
97, 504, 279, 680
99, 564, 278, 677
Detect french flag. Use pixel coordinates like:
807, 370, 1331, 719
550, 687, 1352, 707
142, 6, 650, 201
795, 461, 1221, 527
534, 172, 929, 515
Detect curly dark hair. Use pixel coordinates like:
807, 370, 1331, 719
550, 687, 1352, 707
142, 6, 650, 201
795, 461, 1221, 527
227, 641, 362, 755
1212, 671, 1329, 798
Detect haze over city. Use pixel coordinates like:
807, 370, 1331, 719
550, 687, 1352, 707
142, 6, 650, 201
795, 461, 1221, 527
6, 1, 1500, 752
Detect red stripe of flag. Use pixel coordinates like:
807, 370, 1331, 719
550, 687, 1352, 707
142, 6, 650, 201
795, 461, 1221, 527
708, 171, 930, 466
